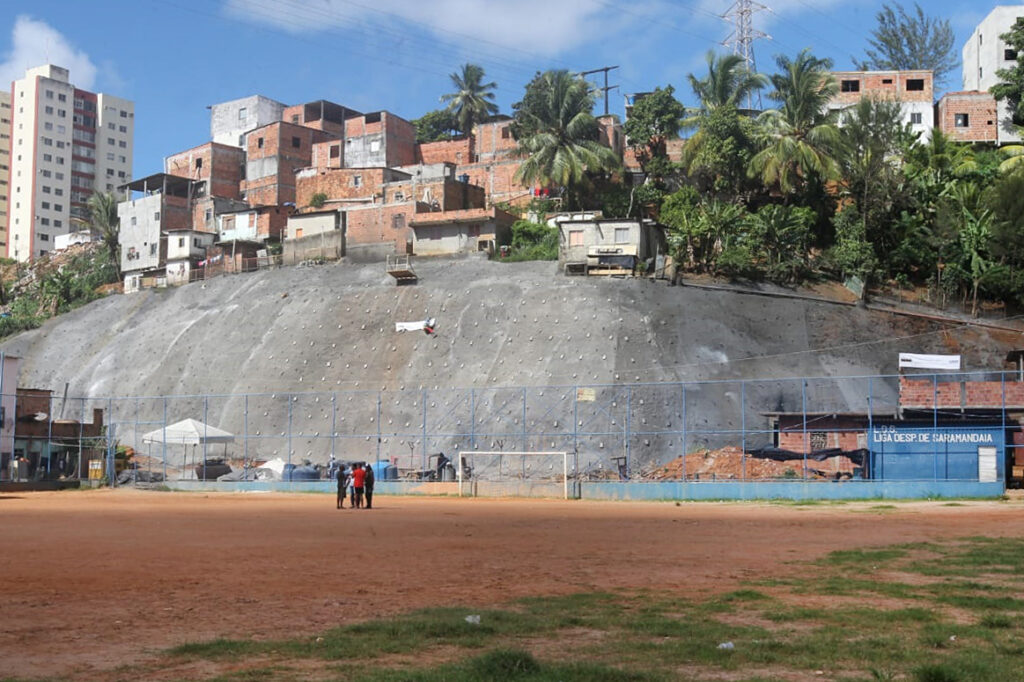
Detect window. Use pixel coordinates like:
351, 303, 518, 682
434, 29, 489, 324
810, 432, 828, 450
955, 113, 969, 127
568, 230, 584, 247
195, 158, 203, 169
41, 170, 51, 178
193, 237, 202, 247
178, 237, 185, 248
614, 227, 630, 244
910, 112, 922, 125
44, 122, 53, 131
292, 136, 301, 148
41, 201, 50, 209
108, 137, 115, 145
38, 232, 49, 241
205, 209, 213, 222
57, 109, 66, 118
45, 90, 54, 100
238, 107, 247, 121
54, 186, 63, 194
119, 125, 127, 133
980, 67, 984, 80
882, 78, 893, 84
108, 122, 116, 130
54, 220, 61, 228
42, 137, 53, 146
40, 218, 49, 226
840, 80, 860, 93
391, 213, 406, 229
54, 204, 62, 212
131, 216, 137, 226
257, 137, 264, 148
56, 156, 64, 165
56, 141, 65, 148
120, 110, 128, 118
119, 155, 126, 163
291, 114, 300, 123
329, 144, 340, 159
57, 124, 65, 134
150, 243, 157, 256
906, 79, 925, 91
42, 185, 51, 194
1007, 49, 1018, 61
106, 152, 115, 161
352, 175, 362, 187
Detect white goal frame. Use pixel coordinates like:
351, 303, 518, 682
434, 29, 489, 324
457, 451, 576, 499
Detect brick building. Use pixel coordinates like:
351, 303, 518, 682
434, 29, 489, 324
936, 92, 999, 142
828, 70, 935, 138
240, 121, 333, 206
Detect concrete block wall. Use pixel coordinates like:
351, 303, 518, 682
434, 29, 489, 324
164, 143, 245, 200
417, 137, 473, 165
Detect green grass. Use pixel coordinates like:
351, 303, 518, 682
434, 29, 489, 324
159, 535, 1024, 682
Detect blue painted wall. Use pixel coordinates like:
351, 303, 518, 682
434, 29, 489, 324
869, 426, 1004, 481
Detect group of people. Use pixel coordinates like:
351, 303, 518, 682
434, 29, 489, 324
336, 462, 374, 509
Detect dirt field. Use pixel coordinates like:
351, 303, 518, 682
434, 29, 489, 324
2, 490, 1023, 680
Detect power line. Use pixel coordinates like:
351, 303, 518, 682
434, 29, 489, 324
722, 0, 770, 110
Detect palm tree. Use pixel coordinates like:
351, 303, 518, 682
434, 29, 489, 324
87, 191, 121, 275
749, 50, 840, 196
440, 63, 499, 137
686, 51, 767, 117
513, 70, 619, 208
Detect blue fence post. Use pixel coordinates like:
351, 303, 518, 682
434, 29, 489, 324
376, 392, 382, 464
330, 392, 337, 464
243, 394, 249, 481
740, 381, 747, 481
801, 380, 808, 479
681, 383, 687, 482
933, 374, 939, 481
1002, 371, 1007, 485
422, 388, 428, 474
162, 397, 168, 483
867, 376, 873, 481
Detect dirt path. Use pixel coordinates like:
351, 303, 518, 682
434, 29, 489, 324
2, 490, 1022, 679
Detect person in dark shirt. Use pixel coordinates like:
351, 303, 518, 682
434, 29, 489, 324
336, 466, 346, 509
364, 464, 375, 509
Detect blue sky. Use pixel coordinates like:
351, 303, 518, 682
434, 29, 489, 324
0, 0, 994, 177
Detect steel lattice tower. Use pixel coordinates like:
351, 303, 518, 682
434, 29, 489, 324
722, 0, 769, 111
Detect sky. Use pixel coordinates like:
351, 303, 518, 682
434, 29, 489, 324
0, 0, 995, 177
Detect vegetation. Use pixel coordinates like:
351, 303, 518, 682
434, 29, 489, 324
412, 109, 459, 143
87, 190, 121, 277
857, 2, 957, 86
309, 192, 328, 209
512, 70, 620, 210
503, 219, 558, 261
440, 63, 499, 137
155, 536, 1024, 681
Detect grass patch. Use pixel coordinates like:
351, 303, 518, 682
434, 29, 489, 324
160, 536, 1024, 682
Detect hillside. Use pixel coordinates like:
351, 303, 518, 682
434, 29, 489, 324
1, 256, 1018, 466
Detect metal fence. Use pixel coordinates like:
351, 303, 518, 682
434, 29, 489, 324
1, 370, 1020, 485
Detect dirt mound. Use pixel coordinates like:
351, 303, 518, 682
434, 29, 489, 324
647, 447, 858, 481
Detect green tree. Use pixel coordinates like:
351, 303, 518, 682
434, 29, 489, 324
622, 86, 684, 182
857, 2, 957, 86
440, 63, 499, 137
745, 204, 815, 283
505, 219, 558, 261
87, 191, 121, 276
662, 192, 746, 273
512, 70, 619, 209
685, 51, 767, 114
835, 98, 913, 265
412, 109, 458, 143
992, 17, 1024, 127
750, 50, 840, 197
680, 104, 759, 199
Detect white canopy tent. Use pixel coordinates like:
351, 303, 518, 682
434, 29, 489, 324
142, 418, 235, 467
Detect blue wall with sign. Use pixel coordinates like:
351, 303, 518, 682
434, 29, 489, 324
869, 425, 1004, 481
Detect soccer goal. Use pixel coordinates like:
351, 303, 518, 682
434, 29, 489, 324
456, 451, 577, 499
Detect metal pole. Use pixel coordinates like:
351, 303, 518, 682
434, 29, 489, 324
162, 397, 168, 483
933, 374, 939, 481
867, 377, 873, 481
801, 380, 808, 479
287, 395, 293, 486
1002, 371, 1008, 485
572, 387, 579, 457
681, 384, 687, 481
243, 394, 249, 481
422, 388, 428, 475
740, 381, 746, 481
376, 392, 382, 464
203, 395, 209, 481
625, 385, 632, 479
470, 388, 476, 450
46, 394, 53, 477
522, 387, 527, 477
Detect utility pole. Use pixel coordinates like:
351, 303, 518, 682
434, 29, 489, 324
722, 0, 769, 111
580, 66, 620, 117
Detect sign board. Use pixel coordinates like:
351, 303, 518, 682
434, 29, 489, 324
576, 388, 596, 402
870, 425, 1003, 481
898, 353, 961, 370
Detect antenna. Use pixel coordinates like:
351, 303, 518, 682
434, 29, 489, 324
722, 0, 769, 110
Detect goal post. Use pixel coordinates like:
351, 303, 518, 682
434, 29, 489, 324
457, 451, 577, 499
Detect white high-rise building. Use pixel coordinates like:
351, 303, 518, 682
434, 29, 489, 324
6, 65, 134, 262
0, 91, 11, 252
963, 5, 1024, 144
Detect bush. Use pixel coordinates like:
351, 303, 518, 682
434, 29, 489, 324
504, 220, 558, 261
309, 192, 328, 209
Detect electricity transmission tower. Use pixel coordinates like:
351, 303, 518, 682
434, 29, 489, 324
722, 0, 770, 110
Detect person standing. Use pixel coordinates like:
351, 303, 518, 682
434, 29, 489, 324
364, 464, 375, 509
352, 462, 366, 509
336, 466, 346, 509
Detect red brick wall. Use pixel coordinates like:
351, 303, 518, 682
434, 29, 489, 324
165, 143, 244, 199
937, 93, 998, 142
384, 113, 417, 167
899, 377, 1024, 408
459, 158, 530, 205
311, 140, 344, 170
473, 120, 517, 161
240, 122, 332, 205
295, 167, 390, 207
345, 202, 415, 252
777, 416, 865, 453
417, 137, 473, 165
831, 70, 933, 105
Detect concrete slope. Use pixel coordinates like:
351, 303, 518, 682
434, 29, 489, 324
1, 257, 1014, 466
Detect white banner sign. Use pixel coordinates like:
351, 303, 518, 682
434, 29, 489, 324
898, 353, 961, 370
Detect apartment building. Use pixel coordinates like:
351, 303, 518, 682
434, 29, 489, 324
963, 5, 1024, 144
210, 95, 286, 148
0, 91, 10, 251
6, 64, 133, 262
828, 70, 935, 138
937, 91, 999, 142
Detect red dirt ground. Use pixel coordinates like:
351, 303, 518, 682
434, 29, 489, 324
2, 490, 1023, 680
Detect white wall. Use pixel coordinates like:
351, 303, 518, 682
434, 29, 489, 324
119, 193, 163, 273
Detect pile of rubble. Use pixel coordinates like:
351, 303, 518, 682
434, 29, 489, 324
645, 447, 856, 481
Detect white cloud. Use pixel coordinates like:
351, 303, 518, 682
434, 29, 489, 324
0, 16, 97, 90
224, 0, 630, 58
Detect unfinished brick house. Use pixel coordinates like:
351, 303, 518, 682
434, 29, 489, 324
936, 92, 999, 142
240, 121, 333, 205
828, 70, 935, 138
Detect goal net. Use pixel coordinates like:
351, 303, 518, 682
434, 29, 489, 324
457, 451, 577, 499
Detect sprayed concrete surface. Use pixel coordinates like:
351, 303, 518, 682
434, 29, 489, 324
1, 257, 1017, 467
